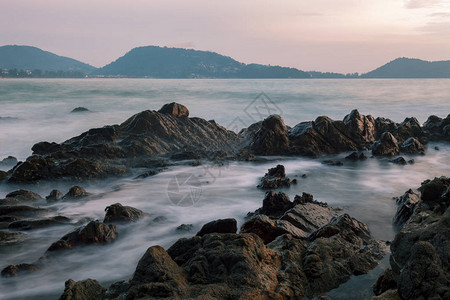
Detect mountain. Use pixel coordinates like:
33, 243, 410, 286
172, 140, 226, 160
95, 46, 310, 78
362, 57, 450, 78
0, 45, 96, 73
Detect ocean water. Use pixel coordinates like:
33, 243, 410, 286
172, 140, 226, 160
0, 78, 449, 299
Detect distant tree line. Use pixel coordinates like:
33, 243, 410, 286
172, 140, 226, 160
0, 68, 86, 78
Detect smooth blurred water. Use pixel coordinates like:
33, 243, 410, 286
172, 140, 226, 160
0, 78, 449, 300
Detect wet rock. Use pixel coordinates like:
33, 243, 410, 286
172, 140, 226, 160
423, 114, 450, 141
0, 205, 49, 217
393, 189, 420, 229
196, 218, 237, 236
408, 159, 415, 164
71, 107, 90, 113
46, 189, 63, 202
418, 176, 450, 208
258, 164, 291, 189
322, 160, 343, 166
1, 263, 40, 278
373, 269, 398, 296
59, 278, 106, 300
399, 137, 424, 154
134, 167, 166, 179
0, 156, 18, 166
176, 224, 193, 232
249, 114, 290, 155
103, 203, 145, 224
342, 109, 377, 146
158, 102, 189, 118
370, 289, 401, 300
345, 151, 359, 161
389, 157, 407, 165
0, 170, 6, 181
0, 230, 26, 244
8, 216, 71, 231
5, 189, 43, 202
8, 155, 56, 182
394, 117, 423, 143
46, 221, 118, 253
372, 132, 399, 156
258, 191, 293, 218
63, 186, 88, 199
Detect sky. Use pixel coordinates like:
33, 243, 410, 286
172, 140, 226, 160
1, 0, 449, 73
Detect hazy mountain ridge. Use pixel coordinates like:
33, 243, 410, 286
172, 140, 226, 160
0, 45, 96, 73
1, 45, 450, 78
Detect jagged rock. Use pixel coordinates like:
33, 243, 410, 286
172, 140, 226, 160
71, 107, 90, 113
258, 191, 293, 218
103, 203, 145, 224
342, 109, 376, 145
418, 176, 450, 208
176, 224, 193, 232
63, 186, 88, 199
280, 202, 337, 234
5, 189, 43, 201
249, 114, 290, 155
158, 102, 189, 117
399, 137, 424, 154
373, 269, 398, 296
345, 151, 359, 161
258, 164, 291, 189
423, 114, 450, 141
196, 218, 237, 236
372, 132, 399, 156
393, 189, 420, 229
0, 155, 18, 166
46, 189, 63, 202
1, 263, 39, 278
46, 221, 118, 253
389, 157, 407, 165
59, 279, 106, 300
394, 117, 423, 143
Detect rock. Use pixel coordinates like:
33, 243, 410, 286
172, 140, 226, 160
1, 263, 40, 277
423, 114, 450, 141
240, 214, 304, 243
280, 202, 337, 235
59, 278, 106, 300
389, 157, 407, 165
0, 205, 49, 217
249, 115, 290, 155
370, 289, 401, 300
393, 189, 420, 229
0, 156, 18, 166
158, 102, 189, 117
0, 170, 6, 181
8, 155, 56, 182
46, 189, 63, 202
258, 191, 293, 218
176, 224, 193, 232
5, 189, 43, 201
394, 117, 423, 143
322, 160, 343, 166
408, 159, 415, 164
372, 132, 399, 156
8, 216, 71, 231
257, 164, 291, 189
63, 186, 88, 199
196, 218, 237, 236
342, 109, 377, 146
345, 151, 359, 161
398, 241, 449, 300
71, 107, 90, 113
46, 221, 118, 252
418, 176, 450, 208
373, 269, 398, 296
399, 137, 424, 154
134, 167, 166, 179
103, 203, 145, 224
0, 230, 26, 244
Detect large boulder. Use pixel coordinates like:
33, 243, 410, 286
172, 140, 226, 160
249, 115, 290, 155
257, 164, 291, 189
196, 218, 237, 236
393, 189, 420, 229
5, 189, 42, 202
158, 102, 189, 118
399, 137, 424, 154
258, 191, 293, 218
59, 279, 106, 300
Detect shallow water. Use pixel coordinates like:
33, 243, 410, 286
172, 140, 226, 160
0, 79, 449, 299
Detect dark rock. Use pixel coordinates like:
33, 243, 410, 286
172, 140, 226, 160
31, 141, 64, 155
152, 216, 168, 223
435, 146, 440, 150
359, 152, 368, 159
419, 176, 450, 207
399, 137, 424, 154
59, 278, 106, 300
63, 186, 88, 199
342, 109, 377, 146
408, 159, 415, 164
394, 117, 422, 143
389, 157, 407, 165
8, 216, 71, 231
103, 203, 145, 224
196, 218, 237, 236
423, 114, 450, 141
322, 160, 343, 166
0, 156, 18, 166
71, 107, 90, 113
158, 102, 189, 117
292, 178, 298, 184
0, 205, 49, 217
135, 168, 166, 179
259, 191, 293, 218
0, 230, 26, 244
258, 164, 291, 189
373, 268, 398, 296
46, 189, 63, 202
0, 170, 6, 181
393, 189, 420, 229
249, 115, 290, 155
1, 263, 40, 278
373, 132, 399, 156
8, 155, 56, 182
5, 189, 43, 201
176, 224, 193, 232
46, 221, 118, 252
345, 151, 359, 161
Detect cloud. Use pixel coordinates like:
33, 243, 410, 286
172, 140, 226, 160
418, 21, 450, 35
405, 0, 439, 9
429, 12, 450, 18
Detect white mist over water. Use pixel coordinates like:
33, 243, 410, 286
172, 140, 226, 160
0, 78, 449, 299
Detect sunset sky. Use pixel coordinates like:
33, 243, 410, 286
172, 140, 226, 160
1, 0, 449, 73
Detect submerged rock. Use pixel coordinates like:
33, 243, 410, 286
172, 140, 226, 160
389, 157, 407, 165
103, 203, 145, 224
5, 189, 43, 202
46, 189, 63, 202
63, 186, 88, 199
1, 263, 40, 278
71, 107, 89, 113
8, 216, 71, 231
0, 230, 26, 245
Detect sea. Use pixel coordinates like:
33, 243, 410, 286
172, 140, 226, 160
0, 78, 449, 299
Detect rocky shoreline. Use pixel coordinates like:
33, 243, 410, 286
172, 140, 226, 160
0, 103, 449, 299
